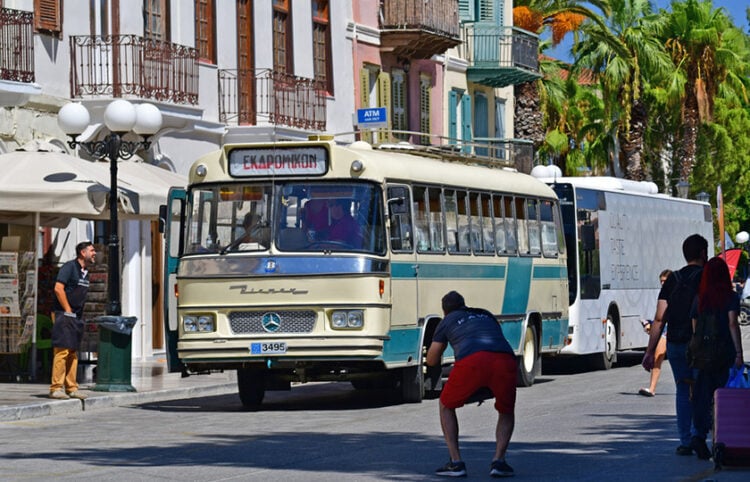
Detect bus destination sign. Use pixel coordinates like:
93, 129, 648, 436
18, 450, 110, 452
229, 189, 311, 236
228, 147, 328, 177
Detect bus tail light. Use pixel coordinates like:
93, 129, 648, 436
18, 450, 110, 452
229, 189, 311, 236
379, 279, 384, 297
174, 284, 179, 298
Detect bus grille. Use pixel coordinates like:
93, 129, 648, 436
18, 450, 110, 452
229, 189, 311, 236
228, 310, 316, 334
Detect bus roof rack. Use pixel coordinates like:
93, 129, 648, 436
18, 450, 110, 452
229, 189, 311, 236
335, 130, 530, 171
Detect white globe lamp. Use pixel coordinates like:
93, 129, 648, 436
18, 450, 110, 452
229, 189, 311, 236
103, 99, 137, 133
58, 103, 91, 135
133, 103, 163, 135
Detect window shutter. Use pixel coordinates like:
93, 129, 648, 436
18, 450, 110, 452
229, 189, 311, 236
392, 71, 407, 136
461, 94, 472, 153
419, 74, 431, 145
478, 0, 494, 22
359, 68, 370, 108
449, 90, 458, 145
458, 0, 474, 22
35, 0, 62, 34
377, 71, 393, 138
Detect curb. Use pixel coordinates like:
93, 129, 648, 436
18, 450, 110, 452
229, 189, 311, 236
0, 383, 238, 422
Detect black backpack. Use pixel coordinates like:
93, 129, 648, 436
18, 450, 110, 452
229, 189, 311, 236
664, 269, 701, 343
687, 309, 734, 370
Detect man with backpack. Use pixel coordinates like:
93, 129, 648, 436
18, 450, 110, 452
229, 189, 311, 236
642, 234, 708, 456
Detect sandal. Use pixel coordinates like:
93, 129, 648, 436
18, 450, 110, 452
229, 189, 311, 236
638, 388, 655, 397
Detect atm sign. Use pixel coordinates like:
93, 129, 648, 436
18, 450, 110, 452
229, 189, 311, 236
228, 147, 328, 177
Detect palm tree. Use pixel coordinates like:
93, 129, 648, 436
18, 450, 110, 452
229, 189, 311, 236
660, 0, 741, 183
574, 0, 672, 180
513, 1, 619, 165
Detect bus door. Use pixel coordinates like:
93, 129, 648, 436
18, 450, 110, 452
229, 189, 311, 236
386, 184, 419, 350
161, 187, 186, 373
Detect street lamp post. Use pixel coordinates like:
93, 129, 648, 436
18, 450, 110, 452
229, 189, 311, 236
58, 99, 162, 391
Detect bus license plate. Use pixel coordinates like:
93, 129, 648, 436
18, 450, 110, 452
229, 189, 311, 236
250, 342, 287, 355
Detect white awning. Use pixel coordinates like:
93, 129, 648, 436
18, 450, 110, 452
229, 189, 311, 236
0, 148, 186, 223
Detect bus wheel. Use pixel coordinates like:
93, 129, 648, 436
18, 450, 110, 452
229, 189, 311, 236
423, 343, 443, 393
739, 306, 750, 326
591, 317, 616, 370
517, 325, 539, 387
237, 367, 265, 408
401, 364, 424, 403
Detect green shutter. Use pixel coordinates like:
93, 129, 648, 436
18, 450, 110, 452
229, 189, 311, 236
449, 90, 458, 145
461, 93, 472, 153
458, 0, 474, 22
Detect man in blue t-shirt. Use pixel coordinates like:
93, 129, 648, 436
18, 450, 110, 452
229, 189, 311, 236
426, 291, 517, 478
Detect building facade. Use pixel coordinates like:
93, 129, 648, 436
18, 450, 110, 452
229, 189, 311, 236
0, 0, 539, 363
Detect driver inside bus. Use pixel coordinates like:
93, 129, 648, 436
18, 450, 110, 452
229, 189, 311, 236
327, 198, 363, 248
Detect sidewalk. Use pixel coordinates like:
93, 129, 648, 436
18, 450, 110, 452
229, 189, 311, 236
0, 357, 238, 422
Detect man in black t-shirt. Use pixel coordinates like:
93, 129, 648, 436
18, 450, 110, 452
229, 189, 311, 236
426, 291, 517, 478
49, 241, 96, 400
642, 234, 708, 456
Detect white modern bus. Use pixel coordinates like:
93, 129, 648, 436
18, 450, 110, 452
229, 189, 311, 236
161, 135, 569, 407
533, 173, 713, 369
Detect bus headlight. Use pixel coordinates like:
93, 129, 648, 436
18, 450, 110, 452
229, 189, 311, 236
330, 310, 364, 329
183, 314, 216, 333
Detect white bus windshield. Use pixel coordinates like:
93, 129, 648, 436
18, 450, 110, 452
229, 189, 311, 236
184, 181, 386, 255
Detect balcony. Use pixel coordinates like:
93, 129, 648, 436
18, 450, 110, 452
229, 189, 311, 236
0, 7, 41, 106
1, 7, 34, 83
69, 35, 198, 105
380, 0, 461, 59
219, 69, 326, 131
461, 24, 541, 88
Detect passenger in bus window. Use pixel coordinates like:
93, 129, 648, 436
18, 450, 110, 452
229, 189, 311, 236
328, 199, 363, 247
224, 213, 269, 252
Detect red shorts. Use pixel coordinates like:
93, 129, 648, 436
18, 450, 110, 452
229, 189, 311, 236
440, 351, 517, 413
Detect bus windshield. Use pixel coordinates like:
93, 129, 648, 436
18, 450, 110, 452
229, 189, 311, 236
184, 181, 386, 255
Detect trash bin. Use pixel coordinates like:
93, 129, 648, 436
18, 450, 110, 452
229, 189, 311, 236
91, 315, 137, 392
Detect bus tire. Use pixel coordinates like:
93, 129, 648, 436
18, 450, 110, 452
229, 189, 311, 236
517, 324, 539, 387
590, 317, 616, 371
401, 365, 424, 403
237, 367, 265, 408
739, 306, 750, 326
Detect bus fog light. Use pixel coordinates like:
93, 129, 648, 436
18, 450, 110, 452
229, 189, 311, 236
183, 316, 198, 332
197, 315, 215, 332
347, 311, 363, 328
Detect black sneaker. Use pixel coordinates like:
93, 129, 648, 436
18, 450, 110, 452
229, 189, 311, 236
691, 436, 711, 460
435, 460, 467, 477
676, 445, 693, 456
490, 459, 514, 477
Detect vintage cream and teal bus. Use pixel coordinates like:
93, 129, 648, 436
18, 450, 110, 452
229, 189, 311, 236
162, 136, 569, 407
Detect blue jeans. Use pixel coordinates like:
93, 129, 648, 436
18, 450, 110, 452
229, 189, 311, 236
666, 342, 696, 446
692, 366, 730, 440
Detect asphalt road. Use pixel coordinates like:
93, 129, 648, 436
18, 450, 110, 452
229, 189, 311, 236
1, 349, 749, 481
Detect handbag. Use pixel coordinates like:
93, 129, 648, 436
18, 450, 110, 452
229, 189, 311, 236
725, 364, 750, 389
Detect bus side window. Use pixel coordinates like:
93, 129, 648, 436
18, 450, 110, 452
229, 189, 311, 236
527, 199, 541, 256
540, 200, 559, 257
515, 197, 529, 254
414, 186, 430, 251
387, 185, 413, 252
503, 196, 518, 255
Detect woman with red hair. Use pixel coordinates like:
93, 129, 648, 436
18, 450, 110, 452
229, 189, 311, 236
688, 256, 744, 459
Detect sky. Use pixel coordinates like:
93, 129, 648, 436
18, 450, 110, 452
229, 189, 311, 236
547, 0, 749, 61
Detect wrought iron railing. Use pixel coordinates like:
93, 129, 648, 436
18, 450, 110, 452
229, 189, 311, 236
461, 24, 539, 72
218, 69, 326, 131
381, 0, 459, 37
69, 35, 198, 104
0, 7, 34, 82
